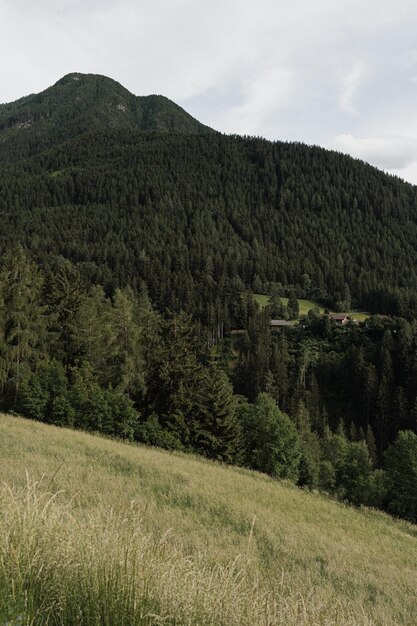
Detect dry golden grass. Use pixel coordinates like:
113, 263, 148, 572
1, 413, 417, 625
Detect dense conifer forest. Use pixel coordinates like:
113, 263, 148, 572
2, 73, 417, 523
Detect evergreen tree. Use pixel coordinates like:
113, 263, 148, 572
242, 393, 301, 480
365, 424, 378, 464
294, 400, 321, 489
192, 364, 242, 463
0, 245, 46, 407
45, 258, 84, 366
269, 332, 290, 410
384, 430, 417, 522
70, 363, 111, 433
287, 291, 299, 320
267, 294, 287, 319
375, 348, 394, 450
105, 287, 145, 399
74, 285, 110, 376
148, 313, 205, 446
17, 360, 74, 426
105, 388, 138, 439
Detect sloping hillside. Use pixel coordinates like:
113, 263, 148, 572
1, 74, 417, 318
1, 414, 417, 625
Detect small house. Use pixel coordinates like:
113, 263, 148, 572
270, 320, 295, 331
329, 313, 350, 325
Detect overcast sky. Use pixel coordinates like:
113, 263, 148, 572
1, 0, 417, 183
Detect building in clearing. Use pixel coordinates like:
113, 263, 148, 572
270, 320, 296, 331
328, 313, 350, 325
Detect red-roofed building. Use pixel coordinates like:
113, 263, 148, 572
329, 314, 350, 325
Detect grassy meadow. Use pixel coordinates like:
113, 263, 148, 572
254, 294, 328, 315
253, 294, 370, 322
1, 414, 417, 625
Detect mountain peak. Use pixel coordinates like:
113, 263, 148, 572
54, 72, 132, 94
0, 72, 213, 161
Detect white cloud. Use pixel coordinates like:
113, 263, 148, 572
390, 161, 417, 185
329, 134, 417, 171
213, 67, 295, 136
339, 62, 367, 115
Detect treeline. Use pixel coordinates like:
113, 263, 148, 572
2, 246, 417, 523
235, 296, 417, 447
0, 245, 243, 454
234, 296, 417, 520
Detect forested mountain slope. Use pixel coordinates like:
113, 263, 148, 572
2, 75, 417, 535
1, 73, 417, 320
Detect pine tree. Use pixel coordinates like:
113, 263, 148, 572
287, 291, 299, 320
375, 348, 394, 450
192, 364, 242, 463
384, 430, 417, 522
392, 385, 407, 432
0, 245, 46, 407
105, 287, 145, 399
45, 258, 84, 366
267, 294, 287, 319
149, 313, 204, 445
74, 285, 110, 377
270, 333, 290, 410
294, 399, 321, 489
70, 363, 110, 433
136, 285, 162, 393
366, 424, 377, 464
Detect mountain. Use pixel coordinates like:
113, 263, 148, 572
0, 72, 212, 160
2, 413, 417, 625
2, 76, 417, 591
1, 73, 417, 319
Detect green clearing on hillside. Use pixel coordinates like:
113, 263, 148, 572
1, 414, 417, 625
253, 294, 370, 321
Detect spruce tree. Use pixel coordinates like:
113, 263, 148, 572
287, 291, 299, 320
0, 245, 46, 407
192, 364, 242, 463
384, 430, 417, 522
74, 285, 110, 377
45, 258, 84, 366
105, 287, 145, 399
